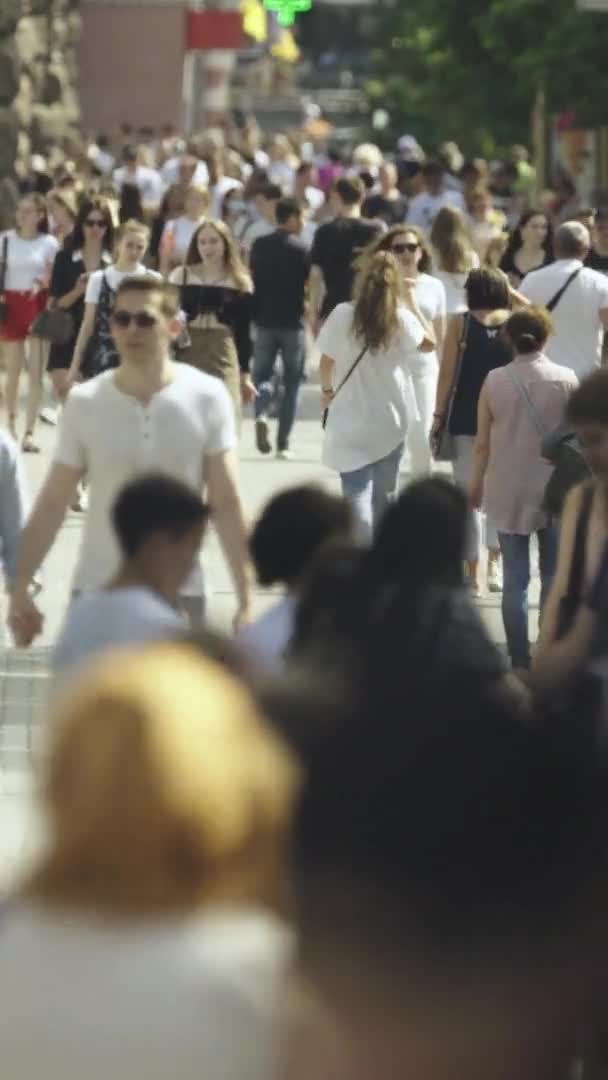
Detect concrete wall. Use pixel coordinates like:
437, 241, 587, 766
78, 2, 185, 136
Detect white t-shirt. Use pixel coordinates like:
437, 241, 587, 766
318, 301, 423, 473
406, 190, 466, 233
160, 217, 199, 265
53, 366, 236, 593
0, 903, 291, 1080
52, 587, 184, 680
113, 165, 163, 205
236, 595, 296, 676
433, 252, 479, 315
85, 265, 161, 305
0, 231, 58, 291
521, 259, 608, 377
161, 157, 209, 189
412, 274, 446, 369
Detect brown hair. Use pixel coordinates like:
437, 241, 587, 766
430, 206, 475, 273
505, 307, 553, 354
352, 251, 404, 351
18, 192, 49, 234
363, 224, 432, 275
69, 195, 115, 252
185, 218, 251, 291
25, 646, 299, 918
114, 276, 181, 317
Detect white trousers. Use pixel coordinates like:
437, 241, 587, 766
452, 434, 499, 562
407, 356, 438, 478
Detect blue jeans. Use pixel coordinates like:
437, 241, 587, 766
340, 443, 404, 541
498, 527, 558, 669
253, 327, 305, 451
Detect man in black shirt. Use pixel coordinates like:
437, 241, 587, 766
362, 162, 408, 227
309, 176, 383, 326
586, 209, 608, 275
251, 198, 310, 458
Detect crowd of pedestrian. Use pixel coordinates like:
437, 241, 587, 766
2, 119, 608, 1076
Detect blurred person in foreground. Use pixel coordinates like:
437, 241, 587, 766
237, 485, 353, 676
52, 474, 208, 681
269, 663, 608, 1080
0, 645, 298, 1080
8, 277, 252, 645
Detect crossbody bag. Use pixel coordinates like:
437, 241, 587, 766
322, 343, 368, 430
432, 312, 469, 462
545, 267, 582, 312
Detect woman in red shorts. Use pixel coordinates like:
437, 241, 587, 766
0, 194, 59, 450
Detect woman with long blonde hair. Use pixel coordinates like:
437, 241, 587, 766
318, 251, 435, 538
430, 205, 479, 314
170, 218, 255, 424
0, 645, 298, 1079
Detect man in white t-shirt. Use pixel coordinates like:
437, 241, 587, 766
521, 221, 608, 378
406, 161, 465, 234
9, 278, 253, 646
52, 473, 208, 682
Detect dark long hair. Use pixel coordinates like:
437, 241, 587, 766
363, 223, 433, 275
501, 209, 553, 266
118, 183, 145, 225
68, 196, 114, 253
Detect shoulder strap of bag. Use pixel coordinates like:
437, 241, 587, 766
506, 365, 548, 439
567, 483, 594, 601
332, 342, 368, 401
546, 267, 582, 312
0, 235, 8, 294
182, 265, 187, 286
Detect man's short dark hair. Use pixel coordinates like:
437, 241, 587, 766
250, 486, 353, 587
465, 267, 510, 311
114, 277, 180, 318
276, 198, 303, 226
567, 369, 608, 428
261, 183, 283, 202
334, 176, 364, 207
112, 474, 208, 559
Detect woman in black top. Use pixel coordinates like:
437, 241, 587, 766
432, 268, 512, 596
47, 196, 114, 403
499, 210, 553, 288
170, 219, 255, 426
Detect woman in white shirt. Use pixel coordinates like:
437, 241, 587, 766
69, 219, 160, 382
0, 194, 58, 450
430, 205, 480, 314
319, 251, 435, 538
0, 645, 297, 1080
365, 225, 447, 477
158, 184, 210, 277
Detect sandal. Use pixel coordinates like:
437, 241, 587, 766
22, 432, 40, 454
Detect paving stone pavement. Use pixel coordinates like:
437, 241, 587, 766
0, 382, 531, 889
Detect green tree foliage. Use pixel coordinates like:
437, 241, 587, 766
368, 0, 608, 153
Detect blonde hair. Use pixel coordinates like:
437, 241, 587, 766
186, 218, 251, 291
484, 233, 508, 269
25, 646, 298, 918
114, 218, 150, 258
430, 206, 475, 274
352, 251, 404, 351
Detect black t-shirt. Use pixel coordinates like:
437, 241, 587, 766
362, 193, 408, 227
250, 229, 310, 330
587, 248, 608, 275
311, 216, 383, 319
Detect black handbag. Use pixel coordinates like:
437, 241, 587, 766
542, 424, 590, 519
0, 235, 8, 326
30, 305, 74, 345
432, 313, 469, 462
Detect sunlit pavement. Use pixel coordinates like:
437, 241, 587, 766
0, 383, 528, 888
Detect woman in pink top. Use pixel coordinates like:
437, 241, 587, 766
470, 308, 578, 669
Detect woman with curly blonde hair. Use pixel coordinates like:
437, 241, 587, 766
318, 251, 435, 537
0, 644, 298, 1078
170, 218, 255, 424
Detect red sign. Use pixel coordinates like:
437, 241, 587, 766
185, 10, 245, 50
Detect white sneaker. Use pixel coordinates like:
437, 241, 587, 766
276, 449, 294, 460
487, 561, 502, 593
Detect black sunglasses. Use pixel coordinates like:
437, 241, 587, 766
111, 310, 159, 329
392, 241, 419, 254
85, 217, 107, 227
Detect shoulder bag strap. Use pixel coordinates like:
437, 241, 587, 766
441, 312, 469, 426
182, 265, 187, 286
505, 365, 548, 439
0, 235, 8, 294
567, 483, 594, 601
546, 267, 582, 312
332, 342, 368, 401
